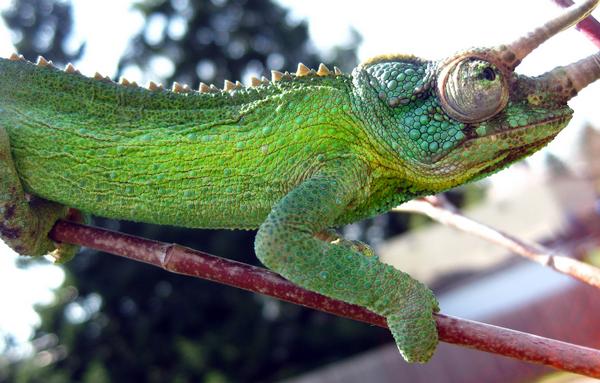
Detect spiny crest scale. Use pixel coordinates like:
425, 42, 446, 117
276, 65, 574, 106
199, 82, 210, 93
271, 63, 341, 82
64, 63, 79, 74
119, 77, 139, 88
172, 82, 190, 93
224, 79, 236, 91
296, 63, 310, 76
9, 53, 24, 61
147, 81, 160, 91
93, 72, 113, 83
250, 76, 261, 87
36, 56, 52, 67
317, 63, 330, 76
271, 70, 283, 82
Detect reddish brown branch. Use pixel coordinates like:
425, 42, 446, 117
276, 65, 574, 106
553, 0, 600, 47
49, 220, 600, 377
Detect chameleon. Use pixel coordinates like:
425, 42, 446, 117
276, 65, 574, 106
1, 0, 599, 363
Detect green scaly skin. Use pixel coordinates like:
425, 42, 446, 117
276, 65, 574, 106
1, 1, 599, 362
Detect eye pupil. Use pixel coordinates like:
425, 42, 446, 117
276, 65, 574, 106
482, 67, 496, 81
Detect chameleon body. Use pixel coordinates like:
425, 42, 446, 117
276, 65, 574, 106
1, 0, 599, 362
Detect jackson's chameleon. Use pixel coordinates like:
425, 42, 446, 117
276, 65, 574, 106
1, 0, 599, 363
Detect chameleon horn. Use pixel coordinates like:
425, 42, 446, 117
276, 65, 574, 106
498, 0, 599, 69
537, 51, 600, 100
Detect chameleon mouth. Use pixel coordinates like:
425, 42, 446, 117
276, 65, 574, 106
431, 115, 570, 164
474, 134, 557, 177
468, 114, 569, 147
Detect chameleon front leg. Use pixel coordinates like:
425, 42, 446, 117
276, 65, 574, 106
255, 163, 439, 363
0, 125, 76, 261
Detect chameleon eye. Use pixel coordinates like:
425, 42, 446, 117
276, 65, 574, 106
436, 57, 508, 123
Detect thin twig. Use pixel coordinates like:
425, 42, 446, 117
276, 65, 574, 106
49, 220, 600, 377
393, 196, 600, 288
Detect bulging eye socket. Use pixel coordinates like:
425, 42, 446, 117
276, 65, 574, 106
436, 57, 509, 123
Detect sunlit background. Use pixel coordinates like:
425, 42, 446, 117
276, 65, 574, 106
0, 1, 599, 382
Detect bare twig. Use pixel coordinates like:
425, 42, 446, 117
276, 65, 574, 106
393, 196, 600, 288
48, 220, 600, 377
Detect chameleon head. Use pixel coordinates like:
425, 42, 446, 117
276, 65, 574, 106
353, 0, 600, 190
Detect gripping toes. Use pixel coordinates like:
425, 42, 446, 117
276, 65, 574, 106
386, 287, 439, 363
2, 195, 72, 257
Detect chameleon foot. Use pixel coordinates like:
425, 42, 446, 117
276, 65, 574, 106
0, 125, 78, 259
386, 287, 439, 363
17, 196, 77, 258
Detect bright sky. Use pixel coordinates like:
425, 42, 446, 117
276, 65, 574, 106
0, 0, 598, 354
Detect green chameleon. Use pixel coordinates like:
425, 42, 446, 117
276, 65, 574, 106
1, 0, 599, 363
